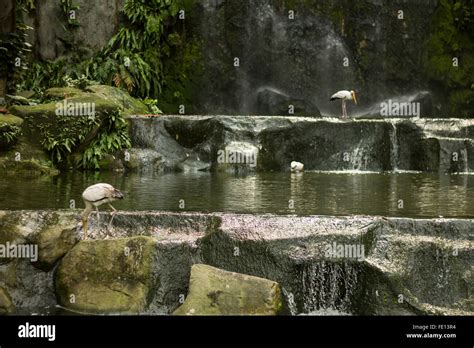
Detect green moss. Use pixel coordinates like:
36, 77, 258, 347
0, 114, 23, 126
160, 39, 204, 114
84, 85, 148, 116
45, 87, 85, 99
55, 236, 158, 314
174, 264, 283, 315
424, 0, 474, 116
0, 158, 59, 176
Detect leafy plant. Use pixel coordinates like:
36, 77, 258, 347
0, 2, 33, 94
60, 0, 80, 27
80, 109, 131, 169
64, 74, 99, 89
142, 98, 163, 114
0, 123, 22, 148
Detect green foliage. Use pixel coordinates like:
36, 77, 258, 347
19, 60, 68, 92
64, 74, 99, 90
60, 0, 80, 27
81, 110, 131, 169
141, 98, 163, 114
424, 0, 474, 116
39, 109, 130, 169
0, 123, 22, 148
81, 0, 183, 99
0, 3, 33, 93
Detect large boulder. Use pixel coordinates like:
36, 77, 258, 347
173, 264, 283, 315
55, 236, 159, 314
45, 87, 85, 99
0, 113, 23, 126
31, 224, 79, 271
85, 85, 148, 116
0, 212, 27, 265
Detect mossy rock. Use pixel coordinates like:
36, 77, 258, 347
0, 287, 14, 315
9, 94, 119, 119
31, 223, 80, 271
0, 159, 59, 177
0, 115, 23, 149
0, 212, 25, 265
0, 114, 23, 126
85, 85, 148, 116
55, 236, 159, 314
173, 264, 283, 315
45, 87, 85, 99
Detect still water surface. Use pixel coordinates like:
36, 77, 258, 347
1, 171, 473, 218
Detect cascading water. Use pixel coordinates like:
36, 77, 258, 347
300, 261, 359, 314
390, 121, 399, 171
195, 0, 357, 115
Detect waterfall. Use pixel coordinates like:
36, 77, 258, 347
300, 261, 358, 313
195, 0, 357, 115
390, 121, 399, 171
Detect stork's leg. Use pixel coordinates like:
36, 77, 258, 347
107, 204, 117, 232
341, 101, 344, 118
82, 219, 88, 240
342, 100, 347, 118
95, 207, 100, 229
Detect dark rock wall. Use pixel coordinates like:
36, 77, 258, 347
20, 0, 473, 116
0, 210, 472, 315
127, 116, 474, 173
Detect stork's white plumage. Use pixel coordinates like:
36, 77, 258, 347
290, 161, 304, 172
330, 90, 357, 118
81, 183, 124, 239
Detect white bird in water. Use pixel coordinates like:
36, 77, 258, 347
290, 161, 304, 172
330, 90, 357, 118
81, 183, 124, 239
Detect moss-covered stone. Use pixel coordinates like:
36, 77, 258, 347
0, 114, 23, 126
45, 87, 85, 99
0, 159, 59, 176
85, 85, 148, 116
0, 287, 14, 315
55, 236, 158, 314
32, 224, 79, 271
0, 212, 25, 265
9, 94, 119, 119
0, 115, 23, 149
173, 264, 283, 315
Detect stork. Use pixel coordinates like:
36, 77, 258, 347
330, 90, 357, 118
290, 161, 304, 173
81, 183, 124, 239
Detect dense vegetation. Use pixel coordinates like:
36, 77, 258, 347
0, 0, 200, 170
424, 0, 474, 117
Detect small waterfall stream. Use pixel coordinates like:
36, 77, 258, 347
300, 261, 358, 314
390, 121, 399, 171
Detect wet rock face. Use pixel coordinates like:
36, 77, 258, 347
0, 210, 472, 315
128, 116, 474, 173
31, 0, 124, 61
55, 236, 159, 314
188, 0, 438, 115
173, 264, 283, 315
0, 287, 14, 315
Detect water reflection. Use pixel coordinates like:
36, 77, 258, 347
1, 171, 474, 218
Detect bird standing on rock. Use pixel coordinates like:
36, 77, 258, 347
81, 183, 124, 239
330, 90, 357, 118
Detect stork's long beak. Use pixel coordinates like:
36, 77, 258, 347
353, 92, 358, 104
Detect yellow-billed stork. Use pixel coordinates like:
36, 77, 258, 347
81, 183, 124, 239
330, 90, 357, 118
